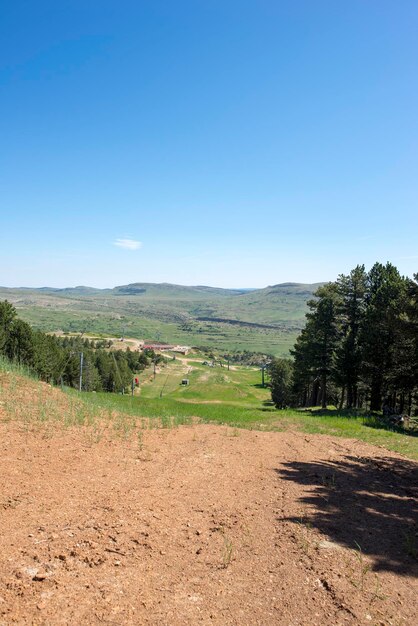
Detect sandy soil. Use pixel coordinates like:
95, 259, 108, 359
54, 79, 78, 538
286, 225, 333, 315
1, 415, 417, 626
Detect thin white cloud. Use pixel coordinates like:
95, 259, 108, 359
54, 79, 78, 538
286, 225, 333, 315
356, 234, 377, 241
113, 238, 142, 250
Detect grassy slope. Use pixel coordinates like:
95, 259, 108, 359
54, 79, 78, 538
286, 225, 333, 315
1, 353, 416, 459
0, 282, 320, 356
69, 355, 418, 460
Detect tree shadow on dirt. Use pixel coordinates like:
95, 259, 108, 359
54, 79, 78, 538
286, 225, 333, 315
276, 455, 418, 576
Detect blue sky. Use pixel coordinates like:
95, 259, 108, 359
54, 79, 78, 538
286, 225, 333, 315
1, 0, 417, 288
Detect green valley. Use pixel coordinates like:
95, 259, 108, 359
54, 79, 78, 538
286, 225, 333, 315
0, 282, 321, 356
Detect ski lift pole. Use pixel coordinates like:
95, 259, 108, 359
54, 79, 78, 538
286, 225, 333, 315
79, 352, 84, 392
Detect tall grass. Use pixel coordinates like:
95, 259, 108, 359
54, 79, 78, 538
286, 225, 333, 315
0, 354, 38, 380
68, 389, 418, 459
2, 353, 417, 460
66, 389, 274, 428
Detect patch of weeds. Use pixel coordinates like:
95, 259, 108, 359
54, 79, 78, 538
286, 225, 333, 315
37, 400, 49, 423
85, 423, 106, 446
111, 414, 135, 440
345, 546, 386, 605
296, 527, 312, 556
7, 373, 19, 394
161, 415, 172, 429
136, 430, 144, 452
174, 415, 192, 427
298, 510, 312, 529
294, 511, 313, 556
369, 573, 386, 604
61, 402, 74, 427
350, 542, 371, 592
240, 522, 252, 547
40, 422, 55, 440
222, 533, 233, 569
299, 534, 311, 555
1, 402, 12, 423
123, 419, 135, 440
74, 405, 88, 426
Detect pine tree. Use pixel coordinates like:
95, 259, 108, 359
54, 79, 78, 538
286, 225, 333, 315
305, 283, 341, 408
291, 322, 318, 406
6, 318, 35, 365
270, 358, 293, 408
360, 262, 408, 411
0, 300, 17, 354
334, 265, 367, 408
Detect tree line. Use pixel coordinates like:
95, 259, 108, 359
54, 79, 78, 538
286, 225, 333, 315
0, 300, 156, 392
270, 263, 418, 415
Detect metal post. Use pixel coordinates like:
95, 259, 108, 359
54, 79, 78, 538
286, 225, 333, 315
261, 364, 265, 388
79, 352, 84, 392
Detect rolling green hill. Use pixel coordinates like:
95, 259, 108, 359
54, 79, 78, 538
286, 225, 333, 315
0, 281, 322, 356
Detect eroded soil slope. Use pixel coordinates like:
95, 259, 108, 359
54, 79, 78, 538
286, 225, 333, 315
1, 415, 417, 626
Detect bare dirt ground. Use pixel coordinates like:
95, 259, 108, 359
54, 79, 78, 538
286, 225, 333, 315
0, 381, 417, 625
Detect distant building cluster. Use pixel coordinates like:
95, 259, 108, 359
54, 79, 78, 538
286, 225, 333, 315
142, 343, 190, 355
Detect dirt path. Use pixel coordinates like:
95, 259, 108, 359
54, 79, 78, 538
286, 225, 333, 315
0, 423, 417, 625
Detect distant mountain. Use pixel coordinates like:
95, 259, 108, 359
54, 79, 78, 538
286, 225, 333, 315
0, 285, 107, 296
253, 282, 324, 298
56, 286, 109, 296
266, 282, 324, 291
0, 281, 323, 356
111, 282, 248, 297
0, 281, 322, 298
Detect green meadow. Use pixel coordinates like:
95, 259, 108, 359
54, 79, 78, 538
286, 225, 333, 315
0, 282, 319, 357
69, 353, 418, 461
16, 305, 297, 356
1, 351, 416, 460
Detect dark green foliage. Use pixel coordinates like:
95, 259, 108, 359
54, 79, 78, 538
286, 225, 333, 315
0, 301, 36, 366
289, 263, 418, 414
334, 265, 367, 408
32, 332, 64, 383
360, 263, 408, 410
0, 301, 152, 393
269, 358, 293, 408
291, 283, 340, 408
6, 318, 35, 364
0, 300, 18, 353
306, 283, 341, 408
